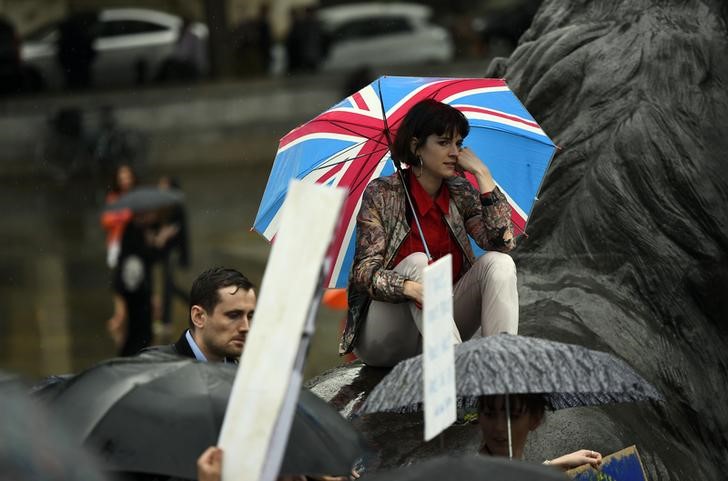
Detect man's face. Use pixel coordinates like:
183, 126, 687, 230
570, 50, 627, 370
193, 286, 256, 362
478, 395, 540, 459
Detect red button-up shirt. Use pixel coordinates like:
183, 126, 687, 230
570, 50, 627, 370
392, 170, 464, 283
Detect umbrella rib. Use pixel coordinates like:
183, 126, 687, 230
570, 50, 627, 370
287, 138, 372, 184
468, 124, 556, 148
258, 139, 390, 230
309, 146, 391, 172
309, 118, 389, 146
347, 135, 393, 194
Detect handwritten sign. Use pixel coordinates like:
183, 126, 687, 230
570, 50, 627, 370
422, 254, 457, 441
567, 445, 648, 481
218, 180, 345, 481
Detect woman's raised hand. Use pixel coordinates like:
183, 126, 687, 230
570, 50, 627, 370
457, 147, 496, 193
456, 147, 485, 174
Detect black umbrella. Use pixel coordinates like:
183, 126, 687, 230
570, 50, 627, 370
0, 369, 26, 391
46, 355, 367, 480
361, 455, 567, 481
359, 334, 663, 414
104, 186, 184, 213
0, 379, 110, 481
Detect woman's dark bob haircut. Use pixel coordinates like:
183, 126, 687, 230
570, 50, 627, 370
391, 98, 470, 167
478, 393, 549, 419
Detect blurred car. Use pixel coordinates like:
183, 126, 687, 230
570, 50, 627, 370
317, 2, 454, 72
21, 8, 208, 89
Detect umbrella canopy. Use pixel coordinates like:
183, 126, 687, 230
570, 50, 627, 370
363, 455, 567, 481
46, 355, 367, 480
359, 334, 663, 414
104, 186, 184, 213
253, 76, 556, 288
0, 369, 26, 391
0, 380, 110, 481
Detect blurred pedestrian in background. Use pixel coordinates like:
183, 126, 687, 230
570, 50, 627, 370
155, 175, 190, 341
255, 4, 273, 74
57, 11, 98, 90
0, 16, 24, 95
286, 6, 323, 73
157, 17, 208, 83
113, 207, 178, 356
102, 164, 137, 268
102, 164, 136, 349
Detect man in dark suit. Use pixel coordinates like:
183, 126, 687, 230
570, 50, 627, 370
143, 267, 256, 363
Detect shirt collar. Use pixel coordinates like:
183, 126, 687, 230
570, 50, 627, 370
185, 330, 209, 362
408, 169, 450, 216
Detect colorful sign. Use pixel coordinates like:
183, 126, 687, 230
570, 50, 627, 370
567, 445, 648, 481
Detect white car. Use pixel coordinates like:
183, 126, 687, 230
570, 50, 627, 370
22, 8, 208, 89
318, 3, 454, 71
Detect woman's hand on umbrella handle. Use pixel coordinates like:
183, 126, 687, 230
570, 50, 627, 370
546, 449, 602, 470
403, 280, 423, 306
197, 446, 223, 481
457, 148, 496, 193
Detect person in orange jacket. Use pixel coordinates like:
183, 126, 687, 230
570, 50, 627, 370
101, 164, 136, 349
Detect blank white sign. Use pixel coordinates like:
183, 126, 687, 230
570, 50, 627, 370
218, 180, 346, 481
422, 254, 457, 441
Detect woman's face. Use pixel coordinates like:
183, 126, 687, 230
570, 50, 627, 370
117, 166, 135, 192
478, 395, 541, 459
414, 131, 463, 181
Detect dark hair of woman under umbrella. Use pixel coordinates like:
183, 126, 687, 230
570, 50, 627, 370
0, 377, 109, 481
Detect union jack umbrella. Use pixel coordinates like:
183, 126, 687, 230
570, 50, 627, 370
253, 76, 556, 288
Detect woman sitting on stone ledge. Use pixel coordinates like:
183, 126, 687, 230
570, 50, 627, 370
340, 99, 519, 367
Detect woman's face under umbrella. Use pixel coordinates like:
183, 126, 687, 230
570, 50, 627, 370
477, 394, 544, 459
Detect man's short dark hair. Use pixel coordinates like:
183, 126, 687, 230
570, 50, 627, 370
189, 267, 254, 328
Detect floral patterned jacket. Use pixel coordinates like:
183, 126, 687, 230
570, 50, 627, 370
340, 171, 515, 355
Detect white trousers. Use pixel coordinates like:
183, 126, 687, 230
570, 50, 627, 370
354, 251, 519, 367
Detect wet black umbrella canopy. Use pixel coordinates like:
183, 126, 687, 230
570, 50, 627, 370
45, 354, 367, 480
359, 334, 663, 414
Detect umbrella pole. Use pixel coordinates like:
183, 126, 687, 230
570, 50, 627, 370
506, 393, 513, 459
396, 168, 433, 261
377, 78, 432, 261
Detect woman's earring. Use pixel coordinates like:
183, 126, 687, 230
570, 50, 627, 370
415, 155, 424, 177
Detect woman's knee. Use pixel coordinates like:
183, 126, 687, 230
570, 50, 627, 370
476, 252, 517, 282
394, 251, 429, 279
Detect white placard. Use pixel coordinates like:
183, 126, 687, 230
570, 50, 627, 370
218, 180, 346, 481
422, 254, 457, 441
